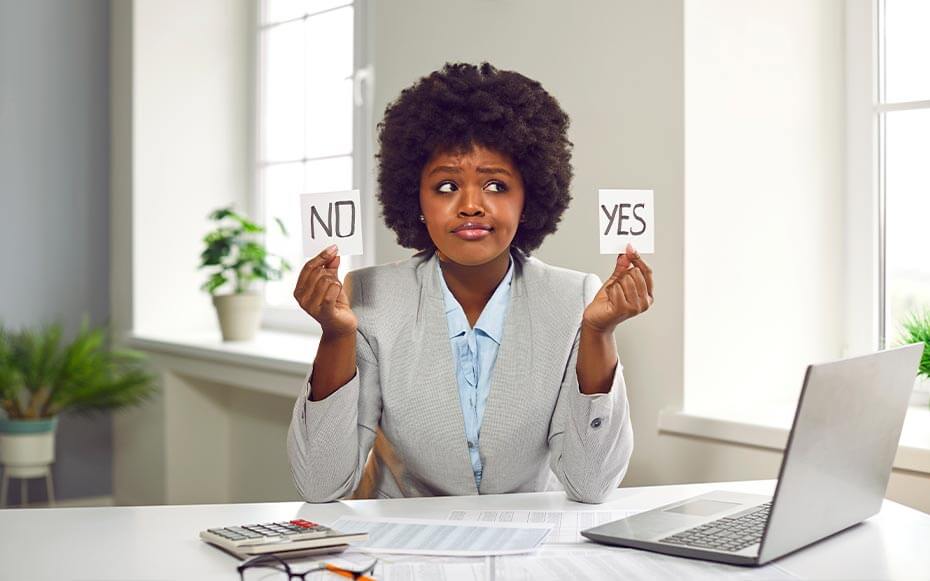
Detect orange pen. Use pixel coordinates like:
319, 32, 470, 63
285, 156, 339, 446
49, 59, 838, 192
324, 562, 377, 581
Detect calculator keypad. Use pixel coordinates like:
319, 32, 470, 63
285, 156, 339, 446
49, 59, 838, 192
207, 521, 331, 544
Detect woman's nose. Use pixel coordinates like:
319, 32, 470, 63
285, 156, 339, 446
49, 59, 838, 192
457, 186, 485, 216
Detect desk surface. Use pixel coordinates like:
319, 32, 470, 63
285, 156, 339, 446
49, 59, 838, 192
1, 480, 928, 580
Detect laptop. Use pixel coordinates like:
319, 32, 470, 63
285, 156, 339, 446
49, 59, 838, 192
581, 343, 923, 566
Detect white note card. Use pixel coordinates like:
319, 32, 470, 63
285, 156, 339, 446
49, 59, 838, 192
300, 190, 363, 258
598, 189, 654, 254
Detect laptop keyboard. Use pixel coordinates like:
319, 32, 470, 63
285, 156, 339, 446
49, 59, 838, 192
660, 502, 771, 553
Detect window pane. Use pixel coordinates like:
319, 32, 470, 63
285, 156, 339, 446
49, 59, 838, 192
262, 22, 304, 162
885, 108, 930, 344
263, 163, 304, 307
306, 6, 354, 81
260, 0, 358, 314
263, 0, 305, 25
306, 78, 354, 158
307, 0, 353, 15
305, 156, 353, 193
884, 0, 930, 103
264, 0, 353, 24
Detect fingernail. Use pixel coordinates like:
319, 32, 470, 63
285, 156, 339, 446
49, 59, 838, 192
325, 244, 337, 254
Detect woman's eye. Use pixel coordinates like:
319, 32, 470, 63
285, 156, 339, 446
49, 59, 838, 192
435, 181, 507, 193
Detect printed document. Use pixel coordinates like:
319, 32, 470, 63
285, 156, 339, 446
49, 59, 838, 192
373, 555, 492, 581
447, 509, 643, 544
354, 546, 797, 581
495, 545, 799, 581
330, 516, 551, 556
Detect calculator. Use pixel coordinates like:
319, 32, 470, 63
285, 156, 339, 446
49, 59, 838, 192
200, 519, 368, 559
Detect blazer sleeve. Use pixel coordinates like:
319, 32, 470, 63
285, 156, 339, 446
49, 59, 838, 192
547, 273, 634, 504
286, 328, 382, 503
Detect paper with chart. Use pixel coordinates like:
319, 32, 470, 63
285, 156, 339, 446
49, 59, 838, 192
371, 555, 492, 581
446, 509, 644, 544
330, 516, 551, 556
359, 545, 798, 581
495, 545, 799, 581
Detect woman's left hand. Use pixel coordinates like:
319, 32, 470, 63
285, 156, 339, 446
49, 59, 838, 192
582, 243, 654, 333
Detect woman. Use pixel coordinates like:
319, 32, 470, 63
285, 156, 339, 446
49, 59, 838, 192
288, 62, 653, 503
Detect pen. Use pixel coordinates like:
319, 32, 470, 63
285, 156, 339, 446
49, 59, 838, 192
324, 562, 377, 581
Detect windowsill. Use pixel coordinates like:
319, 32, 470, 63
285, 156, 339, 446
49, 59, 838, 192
658, 404, 930, 475
125, 329, 930, 475
126, 329, 320, 397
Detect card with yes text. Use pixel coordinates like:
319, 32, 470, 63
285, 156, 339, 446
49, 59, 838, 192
598, 189, 654, 254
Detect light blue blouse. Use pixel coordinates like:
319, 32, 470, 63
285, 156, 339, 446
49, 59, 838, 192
437, 253, 515, 490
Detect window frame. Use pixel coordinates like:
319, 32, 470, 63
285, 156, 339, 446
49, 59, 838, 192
251, 0, 376, 335
846, 0, 929, 405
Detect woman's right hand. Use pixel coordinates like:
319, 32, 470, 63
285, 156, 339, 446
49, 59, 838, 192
294, 244, 358, 338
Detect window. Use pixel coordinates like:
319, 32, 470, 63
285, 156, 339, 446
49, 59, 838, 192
872, 0, 930, 405
256, 0, 372, 333
878, 0, 930, 353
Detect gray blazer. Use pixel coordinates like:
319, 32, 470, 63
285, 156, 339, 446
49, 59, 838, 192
287, 250, 633, 504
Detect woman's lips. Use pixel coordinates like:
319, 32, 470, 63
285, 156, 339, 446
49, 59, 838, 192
453, 228, 492, 240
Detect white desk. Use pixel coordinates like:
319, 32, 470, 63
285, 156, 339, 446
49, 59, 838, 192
1, 480, 928, 580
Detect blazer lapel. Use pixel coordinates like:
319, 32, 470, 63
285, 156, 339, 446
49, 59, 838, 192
477, 257, 535, 493
477, 255, 583, 494
408, 253, 480, 494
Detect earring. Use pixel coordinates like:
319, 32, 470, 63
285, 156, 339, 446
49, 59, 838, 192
419, 214, 425, 223
519, 215, 526, 223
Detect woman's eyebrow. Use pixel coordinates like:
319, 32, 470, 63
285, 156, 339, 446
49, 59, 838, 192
427, 165, 513, 176
476, 166, 513, 176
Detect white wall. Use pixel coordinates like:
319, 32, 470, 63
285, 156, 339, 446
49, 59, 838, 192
684, 0, 846, 413
677, 0, 928, 513
111, 0, 257, 504
131, 0, 254, 337
0, 0, 112, 502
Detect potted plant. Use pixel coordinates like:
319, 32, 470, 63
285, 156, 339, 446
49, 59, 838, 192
899, 308, 930, 408
198, 207, 292, 341
0, 318, 157, 503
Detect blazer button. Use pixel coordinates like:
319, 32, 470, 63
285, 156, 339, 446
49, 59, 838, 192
590, 418, 603, 429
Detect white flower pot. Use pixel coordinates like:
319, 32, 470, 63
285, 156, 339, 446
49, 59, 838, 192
212, 292, 263, 341
913, 376, 930, 408
0, 417, 57, 478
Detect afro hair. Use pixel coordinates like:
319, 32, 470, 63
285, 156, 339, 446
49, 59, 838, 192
375, 62, 574, 255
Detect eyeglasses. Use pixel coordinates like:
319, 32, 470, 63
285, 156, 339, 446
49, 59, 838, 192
237, 553, 378, 580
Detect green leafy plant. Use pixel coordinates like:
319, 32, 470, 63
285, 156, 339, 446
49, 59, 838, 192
198, 207, 292, 295
0, 318, 157, 420
899, 309, 930, 379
